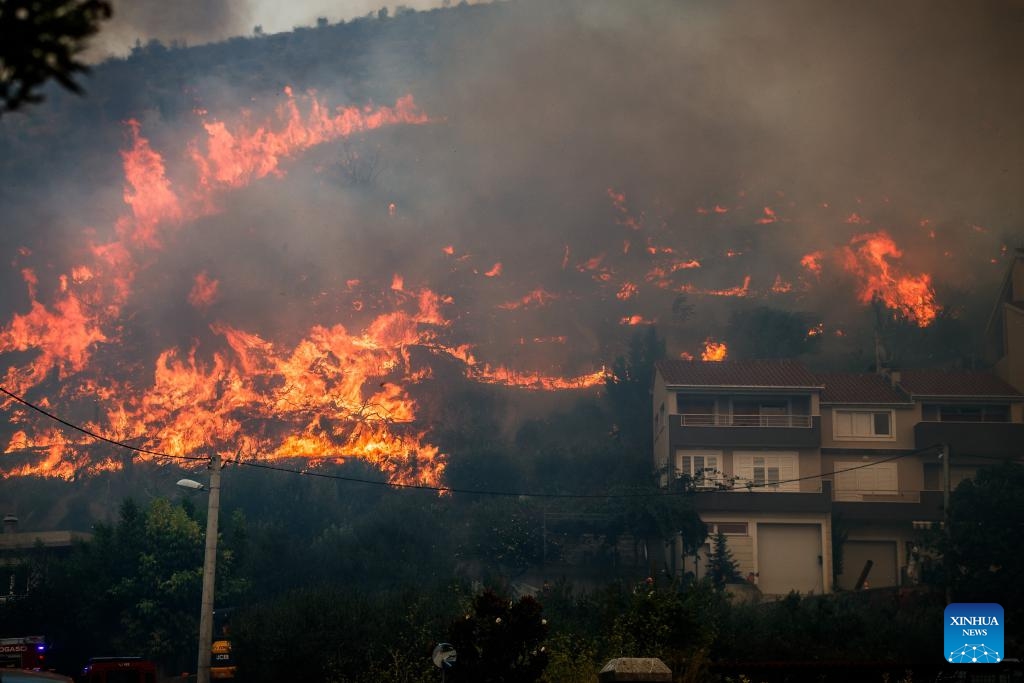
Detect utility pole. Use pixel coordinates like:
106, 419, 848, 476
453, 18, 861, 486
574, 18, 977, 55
197, 452, 222, 683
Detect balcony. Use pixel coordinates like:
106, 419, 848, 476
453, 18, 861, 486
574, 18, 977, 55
833, 490, 944, 522
914, 421, 1024, 458
693, 480, 832, 514
679, 414, 813, 428
669, 414, 820, 449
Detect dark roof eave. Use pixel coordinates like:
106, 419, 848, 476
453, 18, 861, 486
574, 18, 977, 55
906, 393, 1023, 401
665, 384, 824, 390
820, 400, 914, 406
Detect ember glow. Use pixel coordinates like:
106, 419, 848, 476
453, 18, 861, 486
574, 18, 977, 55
840, 231, 939, 326
701, 338, 728, 362
0, 90, 453, 485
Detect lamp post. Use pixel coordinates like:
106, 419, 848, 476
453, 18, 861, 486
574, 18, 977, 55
177, 452, 222, 683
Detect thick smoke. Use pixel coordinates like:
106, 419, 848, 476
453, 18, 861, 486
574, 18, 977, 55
0, 0, 1022, 479
88, 0, 250, 57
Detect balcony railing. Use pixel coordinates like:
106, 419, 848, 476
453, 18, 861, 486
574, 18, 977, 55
678, 413, 813, 428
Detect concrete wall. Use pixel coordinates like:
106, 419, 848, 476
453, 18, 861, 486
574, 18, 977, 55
1000, 305, 1024, 393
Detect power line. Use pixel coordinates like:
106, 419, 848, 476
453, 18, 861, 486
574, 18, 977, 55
0, 386, 206, 464
1, 385, 943, 498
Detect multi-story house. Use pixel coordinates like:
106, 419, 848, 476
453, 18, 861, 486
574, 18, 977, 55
817, 371, 927, 590
652, 360, 833, 596
0, 514, 91, 602
654, 359, 1024, 597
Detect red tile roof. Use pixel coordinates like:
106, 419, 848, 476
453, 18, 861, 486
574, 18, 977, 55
896, 369, 1022, 398
817, 373, 911, 404
656, 360, 821, 388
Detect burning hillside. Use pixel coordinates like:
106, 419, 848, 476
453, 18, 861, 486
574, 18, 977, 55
1, 0, 1020, 484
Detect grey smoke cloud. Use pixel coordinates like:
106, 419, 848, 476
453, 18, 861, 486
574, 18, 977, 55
3, 0, 1023, 378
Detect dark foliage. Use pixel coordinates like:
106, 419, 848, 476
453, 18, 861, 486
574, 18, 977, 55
925, 462, 1024, 653
605, 327, 665, 456
0, 0, 112, 112
447, 589, 549, 683
726, 306, 822, 360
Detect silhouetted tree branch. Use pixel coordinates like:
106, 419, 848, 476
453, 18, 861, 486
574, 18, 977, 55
0, 0, 112, 114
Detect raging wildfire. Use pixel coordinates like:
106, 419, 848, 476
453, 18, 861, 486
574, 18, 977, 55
1, 0, 1023, 681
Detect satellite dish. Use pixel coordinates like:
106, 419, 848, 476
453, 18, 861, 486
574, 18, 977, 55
432, 643, 457, 669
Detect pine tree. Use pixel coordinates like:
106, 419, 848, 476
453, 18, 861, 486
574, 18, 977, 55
708, 530, 740, 589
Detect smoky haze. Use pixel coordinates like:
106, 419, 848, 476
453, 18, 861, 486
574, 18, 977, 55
0, 0, 1021, 479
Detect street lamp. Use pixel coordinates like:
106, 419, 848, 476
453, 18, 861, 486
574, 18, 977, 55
177, 452, 223, 683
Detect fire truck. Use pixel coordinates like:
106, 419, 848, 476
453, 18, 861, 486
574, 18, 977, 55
0, 636, 47, 670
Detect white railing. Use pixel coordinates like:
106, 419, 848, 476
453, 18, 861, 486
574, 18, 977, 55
678, 413, 813, 428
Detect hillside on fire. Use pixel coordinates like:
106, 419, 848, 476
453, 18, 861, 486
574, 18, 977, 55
0, 0, 1020, 484
1, 0, 1023, 680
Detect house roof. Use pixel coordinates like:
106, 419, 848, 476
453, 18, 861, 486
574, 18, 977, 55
817, 373, 912, 405
656, 359, 822, 388
896, 369, 1023, 399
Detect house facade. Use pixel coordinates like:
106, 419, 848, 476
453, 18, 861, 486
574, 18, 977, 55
653, 360, 833, 596
654, 359, 1024, 597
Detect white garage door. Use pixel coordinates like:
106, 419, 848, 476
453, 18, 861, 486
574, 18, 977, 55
837, 540, 898, 589
757, 523, 823, 595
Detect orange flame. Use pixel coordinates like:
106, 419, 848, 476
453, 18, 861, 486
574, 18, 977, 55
498, 288, 558, 310
701, 338, 728, 361
801, 251, 823, 277
188, 272, 219, 310
840, 231, 939, 326
616, 282, 639, 301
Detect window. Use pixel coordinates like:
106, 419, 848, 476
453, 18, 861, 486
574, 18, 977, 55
734, 452, 799, 491
834, 460, 898, 500
922, 404, 1010, 423
732, 399, 791, 426
834, 410, 894, 439
675, 450, 721, 487
678, 395, 716, 425
707, 522, 748, 535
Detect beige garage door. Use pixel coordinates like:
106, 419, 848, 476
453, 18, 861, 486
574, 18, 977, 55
757, 523, 823, 595
837, 540, 898, 590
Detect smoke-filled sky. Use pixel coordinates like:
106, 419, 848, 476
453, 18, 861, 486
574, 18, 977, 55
1, 0, 1022, 482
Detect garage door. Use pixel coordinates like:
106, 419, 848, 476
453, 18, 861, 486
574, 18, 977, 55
837, 540, 898, 590
757, 524, 823, 595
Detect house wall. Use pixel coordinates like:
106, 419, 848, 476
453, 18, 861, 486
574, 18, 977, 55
998, 305, 1024, 393
683, 511, 832, 595
922, 464, 978, 491
652, 372, 671, 480
820, 452, 924, 502
819, 404, 918, 450
837, 522, 922, 589
673, 447, 822, 493
1012, 257, 1024, 301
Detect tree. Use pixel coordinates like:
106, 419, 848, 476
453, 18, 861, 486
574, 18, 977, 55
605, 327, 665, 455
707, 531, 740, 589
0, 0, 112, 113
447, 589, 549, 683
725, 306, 821, 359
926, 462, 1024, 650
